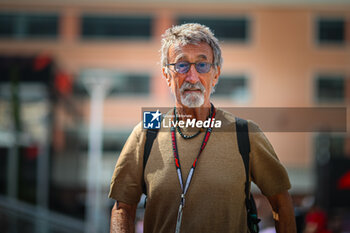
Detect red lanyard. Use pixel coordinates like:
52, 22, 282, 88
171, 104, 216, 233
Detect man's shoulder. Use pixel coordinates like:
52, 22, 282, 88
216, 108, 261, 133
216, 108, 235, 123
213, 108, 236, 132
129, 121, 145, 139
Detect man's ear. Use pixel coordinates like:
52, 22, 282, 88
212, 66, 221, 87
162, 67, 172, 87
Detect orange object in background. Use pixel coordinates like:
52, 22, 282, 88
55, 71, 72, 96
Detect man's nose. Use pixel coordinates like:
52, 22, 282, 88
184, 64, 200, 84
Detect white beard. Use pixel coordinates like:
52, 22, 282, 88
181, 91, 205, 108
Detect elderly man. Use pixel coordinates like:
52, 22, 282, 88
109, 23, 296, 233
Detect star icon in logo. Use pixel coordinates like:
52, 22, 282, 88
150, 110, 162, 122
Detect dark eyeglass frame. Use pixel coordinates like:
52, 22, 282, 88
166, 61, 216, 74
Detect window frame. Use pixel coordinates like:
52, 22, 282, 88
313, 73, 346, 105
314, 15, 347, 46
212, 73, 251, 103
0, 11, 59, 40
176, 15, 252, 43
80, 13, 153, 40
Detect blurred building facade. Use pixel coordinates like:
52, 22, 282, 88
0, 0, 349, 232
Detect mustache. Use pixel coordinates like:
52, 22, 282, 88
180, 82, 206, 94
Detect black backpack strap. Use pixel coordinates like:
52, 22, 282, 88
235, 117, 260, 233
142, 128, 159, 195
235, 117, 251, 201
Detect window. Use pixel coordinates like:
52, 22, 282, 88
81, 15, 152, 39
315, 74, 345, 103
103, 132, 129, 153
0, 13, 16, 36
213, 75, 249, 102
109, 73, 150, 96
0, 12, 58, 39
317, 17, 345, 44
177, 16, 250, 41
74, 70, 150, 97
25, 14, 58, 37
77, 130, 129, 153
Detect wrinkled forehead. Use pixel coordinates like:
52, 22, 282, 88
168, 42, 214, 62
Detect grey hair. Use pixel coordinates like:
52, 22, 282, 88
160, 23, 223, 71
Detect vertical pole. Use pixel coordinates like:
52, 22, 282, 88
36, 124, 51, 233
8, 65, 20, 199
7, 65, 21, 233
84, 75, 110, 233
37, 124, 50, 209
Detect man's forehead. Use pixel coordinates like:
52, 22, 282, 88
174, 53, 208, 62
169, 42, 213, 61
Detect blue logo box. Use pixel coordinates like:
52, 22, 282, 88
143, 110, 161, 129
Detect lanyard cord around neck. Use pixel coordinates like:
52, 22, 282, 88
170, 104, 216, 233
170, 103, 215, 195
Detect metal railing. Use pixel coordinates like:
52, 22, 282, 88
0, 195, 85, 233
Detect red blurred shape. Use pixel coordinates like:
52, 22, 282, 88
55, 71, 72, 95
34, 54, 51, 71
337, 170, 350, 190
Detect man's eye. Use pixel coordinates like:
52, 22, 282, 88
198, 62, 206, 67
177, 63, 188, 68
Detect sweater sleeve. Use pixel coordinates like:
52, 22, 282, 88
108, 122, 146, 204
248, 120, 291, 197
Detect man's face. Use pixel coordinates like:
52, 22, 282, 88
162, 42, 220, 108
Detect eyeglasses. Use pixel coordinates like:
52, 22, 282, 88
166, 61, 215, 74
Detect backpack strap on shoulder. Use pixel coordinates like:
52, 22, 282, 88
235, 117, 251, 202
142, 128, 159, 195
235, 117, 260, 232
